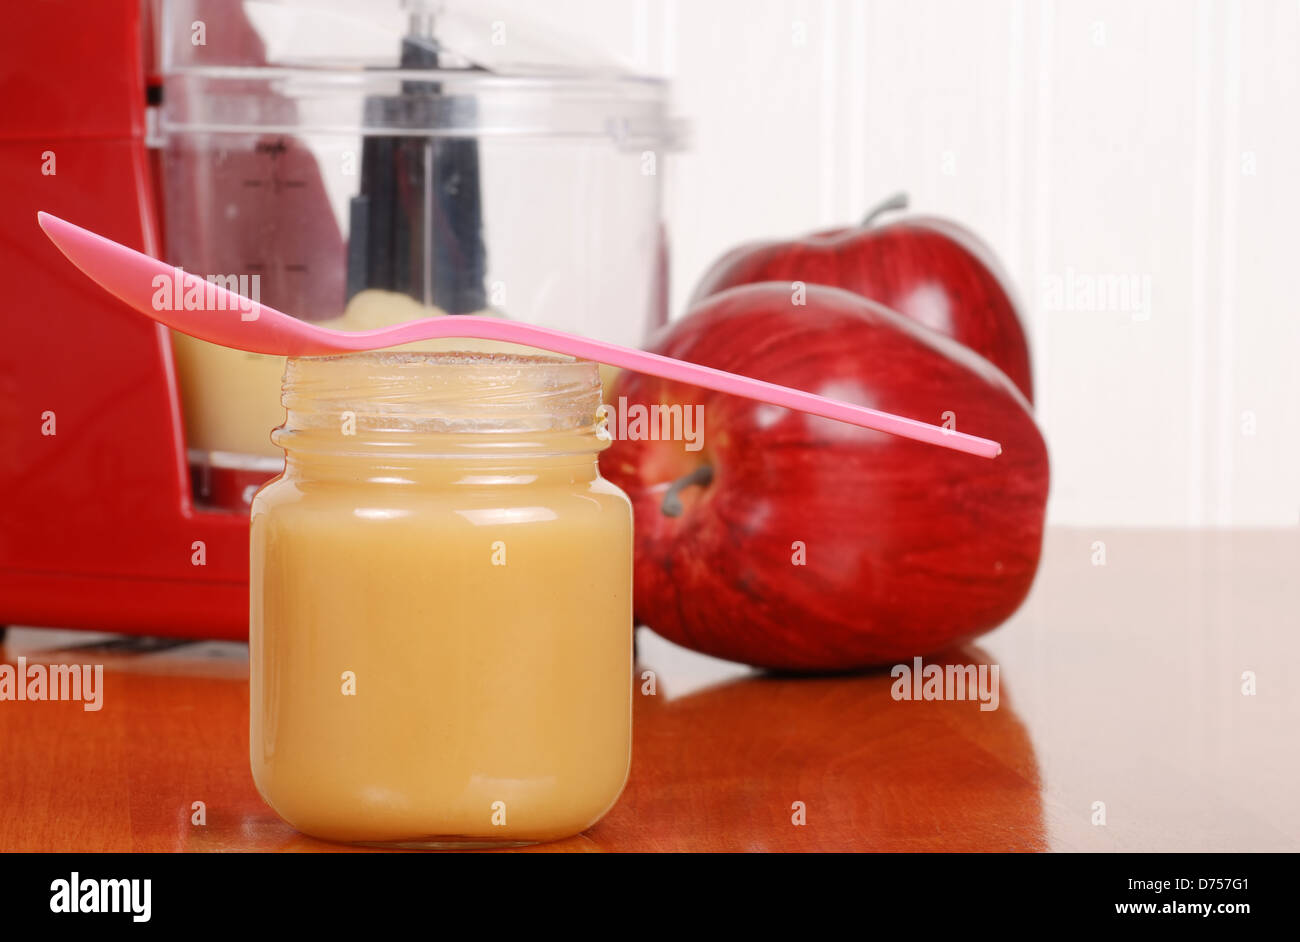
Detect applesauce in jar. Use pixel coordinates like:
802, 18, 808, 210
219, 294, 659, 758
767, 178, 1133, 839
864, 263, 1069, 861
249, 352, 632, 846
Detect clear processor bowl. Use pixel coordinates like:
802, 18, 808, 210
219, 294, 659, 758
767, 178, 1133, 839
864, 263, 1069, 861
155, 0, 680, 506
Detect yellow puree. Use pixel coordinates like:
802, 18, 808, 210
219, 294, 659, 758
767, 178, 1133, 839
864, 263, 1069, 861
248, 359, 633, 844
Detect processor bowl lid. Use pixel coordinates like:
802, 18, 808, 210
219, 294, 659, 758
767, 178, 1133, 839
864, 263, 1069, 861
160, 0, 683, 147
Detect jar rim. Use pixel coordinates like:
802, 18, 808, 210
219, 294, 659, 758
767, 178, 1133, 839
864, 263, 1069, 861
295, 350, 580, 368
278, 350, 606, 446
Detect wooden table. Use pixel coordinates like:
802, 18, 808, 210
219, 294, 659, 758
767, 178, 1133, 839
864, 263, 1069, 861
2, 527, 1297, 852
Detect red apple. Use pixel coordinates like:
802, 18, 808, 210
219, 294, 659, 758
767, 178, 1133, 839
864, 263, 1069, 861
601, 283, 1049, 671
690, 194, 1035, 403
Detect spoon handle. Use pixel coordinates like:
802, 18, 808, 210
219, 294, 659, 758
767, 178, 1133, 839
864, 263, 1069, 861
357, 316, 1001, 458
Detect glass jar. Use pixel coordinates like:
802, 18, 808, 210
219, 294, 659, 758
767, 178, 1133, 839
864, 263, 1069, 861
249, 352, 633, 846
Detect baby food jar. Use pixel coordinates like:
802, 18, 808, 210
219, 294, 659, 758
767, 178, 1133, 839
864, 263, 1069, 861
249, 352, 633, 846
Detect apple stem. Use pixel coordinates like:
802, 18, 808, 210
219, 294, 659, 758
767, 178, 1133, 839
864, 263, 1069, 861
660, 465, 714, 518
861, 192, 909, 227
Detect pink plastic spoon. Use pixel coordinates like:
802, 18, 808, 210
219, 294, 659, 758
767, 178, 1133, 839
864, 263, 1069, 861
37, 211, 1000, 458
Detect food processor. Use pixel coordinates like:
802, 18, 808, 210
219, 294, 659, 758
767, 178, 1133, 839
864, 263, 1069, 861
0, 0, 679, 639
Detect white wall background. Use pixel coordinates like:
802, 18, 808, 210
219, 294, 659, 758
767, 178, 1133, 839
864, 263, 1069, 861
509, 0, 1300, 529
